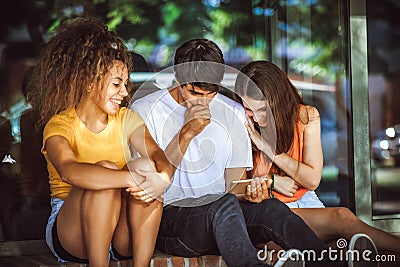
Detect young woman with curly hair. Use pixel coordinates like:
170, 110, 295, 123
28, 17, 200, 267
235, 60, 400, 256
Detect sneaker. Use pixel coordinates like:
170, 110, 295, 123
274, 249, 305, 267
347, 233, 378, 267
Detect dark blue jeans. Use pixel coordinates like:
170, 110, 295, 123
156, 194, 334, 267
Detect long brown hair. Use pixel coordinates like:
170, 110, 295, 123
28, 16, 132, 127
235, 60, 307, 157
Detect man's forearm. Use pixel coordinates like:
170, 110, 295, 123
164, 123, 197, 174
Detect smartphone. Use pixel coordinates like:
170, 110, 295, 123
228, 178, 268, 194
228, 179, 253, 194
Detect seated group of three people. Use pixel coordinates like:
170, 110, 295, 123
27, 16, 399, 267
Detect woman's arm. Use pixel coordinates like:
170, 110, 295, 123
273, 106, 323, 190
128, 125, 172, 201
128, 107, 210, 200
45, 135, 138, 190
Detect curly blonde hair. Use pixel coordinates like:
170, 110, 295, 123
28, 16, 132, 127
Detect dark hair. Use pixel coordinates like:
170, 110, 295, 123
235, 60, 306, 155
28, 16, 132, 127
173, 38, 225, 93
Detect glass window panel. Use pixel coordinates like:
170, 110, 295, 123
367, 0, 400, 217
266, 0, 353, 208
0, 0, 356, 243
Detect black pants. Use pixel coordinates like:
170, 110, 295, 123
156, 194, 339, 267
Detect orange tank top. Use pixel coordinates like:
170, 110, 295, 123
250, 109, 308, 203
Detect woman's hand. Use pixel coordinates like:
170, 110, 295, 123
273, 175, 298, 197
243, 177, 271, 203
245, 113, 275, 159
126, 170, 170, 203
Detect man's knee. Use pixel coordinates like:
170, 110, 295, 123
208, 193, 240, 218
260, 198, 290, 212
215, 193, 238, 207
255, 198, 297, 221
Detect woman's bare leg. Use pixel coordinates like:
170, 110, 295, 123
113, 196, 163, 267
130, 198, 163, 266
57, 161, 122, 267
111, 191, 132, 258
112, 161, 163, 267
56, 187, 87, 258
292, 207, 400, 253
57, 187, 122, 267
81, 188, 121, 266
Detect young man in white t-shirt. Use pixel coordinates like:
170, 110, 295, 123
131, 39, 338, 267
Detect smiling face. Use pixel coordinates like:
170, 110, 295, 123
242, 96, 269, 127
93, 60, 129, 115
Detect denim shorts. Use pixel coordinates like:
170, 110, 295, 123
45, 197, 118, 263
285, 190, 325, 209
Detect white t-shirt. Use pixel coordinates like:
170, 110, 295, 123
131, 89, 252, 205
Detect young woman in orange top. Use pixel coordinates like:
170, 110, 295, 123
235, 60, 400, 254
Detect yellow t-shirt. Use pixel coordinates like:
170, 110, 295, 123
42, 107, 144, 200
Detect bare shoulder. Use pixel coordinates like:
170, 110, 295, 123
306, 105, 320, 120
300, 105, 320, 126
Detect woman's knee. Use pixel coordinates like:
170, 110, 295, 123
335, 207, 358, 224
127, 157, 156, 172
83, 188, 121, 203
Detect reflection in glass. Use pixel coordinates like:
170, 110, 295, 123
0, 0, 357, 242
267, 0, 352, 208
367, 0, 400, 217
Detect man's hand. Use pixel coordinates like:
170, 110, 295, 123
243, 177, 271, 203
184, 99, 211, 137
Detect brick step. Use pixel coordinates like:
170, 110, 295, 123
151, 253, 227, 267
